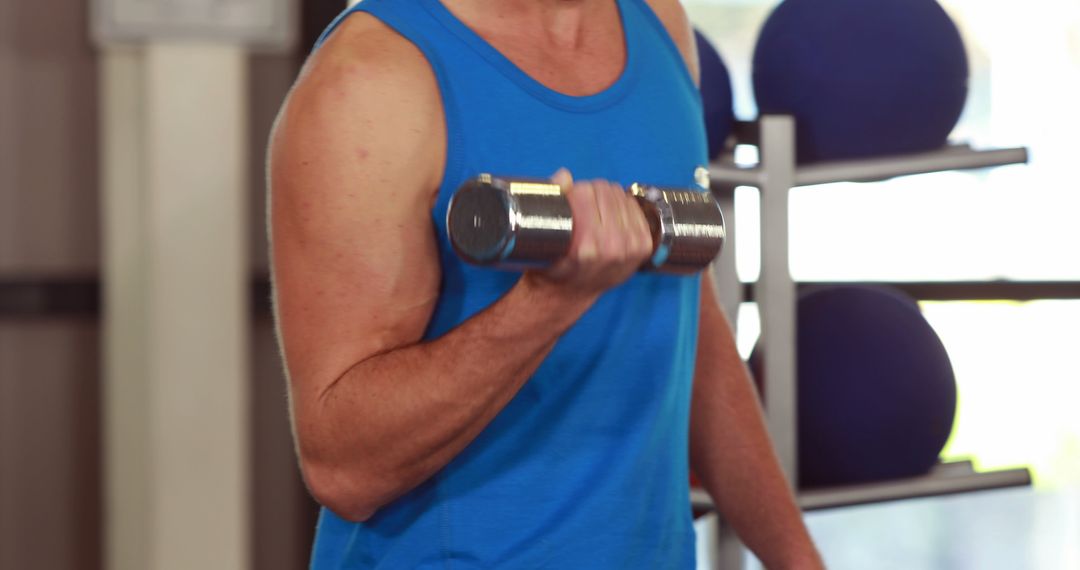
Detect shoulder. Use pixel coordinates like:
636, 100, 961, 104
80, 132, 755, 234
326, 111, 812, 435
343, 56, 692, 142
296, 12, 439, 106
640, 0, 699, 85
273, 12, 446, 192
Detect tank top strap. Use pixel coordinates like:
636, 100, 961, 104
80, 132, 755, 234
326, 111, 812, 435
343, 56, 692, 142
619, 0, 700, 96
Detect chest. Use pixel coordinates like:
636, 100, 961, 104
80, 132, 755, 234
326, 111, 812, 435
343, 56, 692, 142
464, 10, 628, 96
494, 41, 625, 97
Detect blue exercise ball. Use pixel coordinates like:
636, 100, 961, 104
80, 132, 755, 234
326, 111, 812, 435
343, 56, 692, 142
695, 29, 735, 159
751, 286, 957, 488
752, 0, 969, 163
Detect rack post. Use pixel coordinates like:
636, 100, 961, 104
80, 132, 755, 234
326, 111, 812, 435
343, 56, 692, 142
757, 115, 799, 482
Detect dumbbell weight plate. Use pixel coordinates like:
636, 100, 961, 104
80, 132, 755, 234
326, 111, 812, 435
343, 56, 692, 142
447, 175, 573, 268
630, 183, 726, 274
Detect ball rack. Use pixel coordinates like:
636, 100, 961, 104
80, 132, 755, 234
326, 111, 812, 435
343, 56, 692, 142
698, 114, 1033, 569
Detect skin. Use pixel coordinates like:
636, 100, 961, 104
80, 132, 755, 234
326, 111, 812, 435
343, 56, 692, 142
268, 0, 823, 568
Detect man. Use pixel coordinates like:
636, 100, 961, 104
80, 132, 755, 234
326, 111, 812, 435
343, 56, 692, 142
268, 0, 822, 566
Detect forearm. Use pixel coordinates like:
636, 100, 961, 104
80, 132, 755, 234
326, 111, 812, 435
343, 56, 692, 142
298, 274, 595, 520
690, 285, 821, 569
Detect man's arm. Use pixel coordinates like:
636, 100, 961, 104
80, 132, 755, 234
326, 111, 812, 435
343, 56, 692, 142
640, 0, 823, 565
268, 15, 653, 523
690, 274, 823, 569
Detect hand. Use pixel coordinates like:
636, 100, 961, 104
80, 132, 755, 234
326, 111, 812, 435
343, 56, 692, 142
525, 168, 654, 298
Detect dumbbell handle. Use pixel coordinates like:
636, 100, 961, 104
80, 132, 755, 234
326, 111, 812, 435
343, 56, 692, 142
446, 174, 725, 274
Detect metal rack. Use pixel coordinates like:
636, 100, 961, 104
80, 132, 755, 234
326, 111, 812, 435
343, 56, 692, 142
692, 460, 1031, 513
701, 115, 1032, 569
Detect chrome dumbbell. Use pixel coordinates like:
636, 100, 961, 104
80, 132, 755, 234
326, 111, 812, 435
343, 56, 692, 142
446, 174, 725, 275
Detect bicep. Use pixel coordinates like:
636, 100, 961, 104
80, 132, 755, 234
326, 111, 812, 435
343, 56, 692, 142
271, 164, 440, 396
268, 37, 444, 405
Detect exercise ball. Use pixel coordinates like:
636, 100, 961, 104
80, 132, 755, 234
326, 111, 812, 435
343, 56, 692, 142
750, 285, 957, 488
695, 29, 735, 159
752, 0, 969, 163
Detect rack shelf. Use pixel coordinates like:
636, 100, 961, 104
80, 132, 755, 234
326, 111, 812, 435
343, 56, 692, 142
710, 143, 1028, 188
743, 280, 1080, 302
691, 461, 1032, 513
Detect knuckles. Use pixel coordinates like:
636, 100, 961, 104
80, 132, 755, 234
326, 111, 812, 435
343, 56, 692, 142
568, 180, 650, 266
557, 176, 657, 283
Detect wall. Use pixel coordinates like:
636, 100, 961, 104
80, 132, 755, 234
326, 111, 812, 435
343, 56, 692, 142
0, 2, 318, 568
0, 2, 102, 568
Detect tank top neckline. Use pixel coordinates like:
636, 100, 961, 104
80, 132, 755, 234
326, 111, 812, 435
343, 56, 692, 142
417, 0, 641, 112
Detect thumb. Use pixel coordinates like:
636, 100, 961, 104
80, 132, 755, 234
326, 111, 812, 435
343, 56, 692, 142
551, 168, 574, 192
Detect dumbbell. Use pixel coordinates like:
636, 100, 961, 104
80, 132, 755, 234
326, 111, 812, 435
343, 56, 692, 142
446, 174, 725, 274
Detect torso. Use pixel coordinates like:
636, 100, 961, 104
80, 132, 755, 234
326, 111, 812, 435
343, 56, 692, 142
304, 1, 708, 566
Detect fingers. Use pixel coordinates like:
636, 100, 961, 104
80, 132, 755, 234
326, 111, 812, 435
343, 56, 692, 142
590, 180, 623, 256
597, 180, 655, 262
542, 169, 653, 292
627, 194, 654, 260
572, 180, 600, 262
571, 179, 650, 269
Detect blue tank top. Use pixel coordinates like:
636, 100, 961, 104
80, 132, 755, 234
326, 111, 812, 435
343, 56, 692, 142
311, 0, 708, 567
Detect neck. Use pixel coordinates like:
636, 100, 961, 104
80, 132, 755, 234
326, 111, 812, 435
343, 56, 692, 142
457, 0, 615, 49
